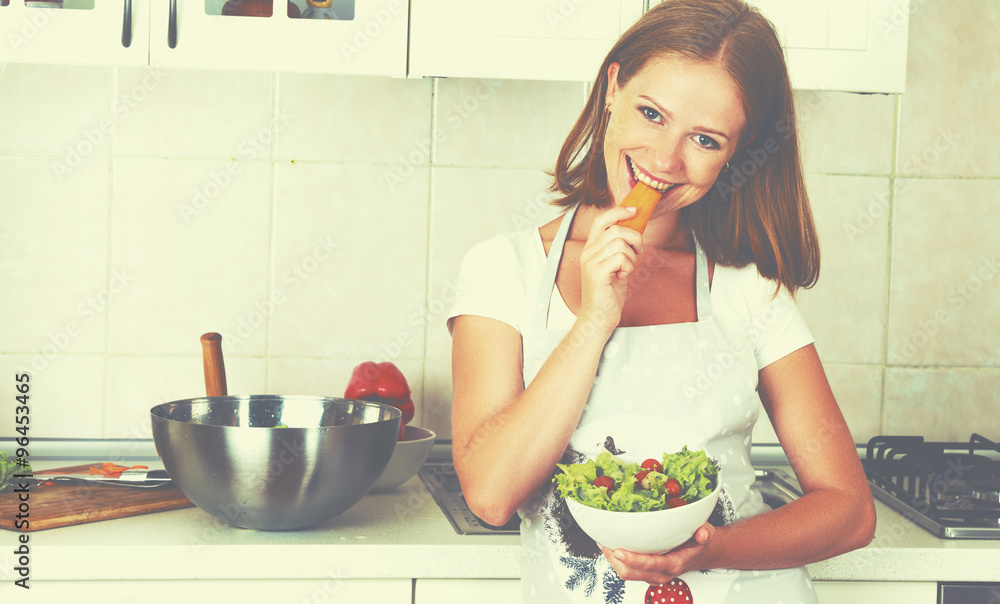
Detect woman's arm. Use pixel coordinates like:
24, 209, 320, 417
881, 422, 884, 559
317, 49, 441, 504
603, 343, 876, 583
452, 206, 643, 526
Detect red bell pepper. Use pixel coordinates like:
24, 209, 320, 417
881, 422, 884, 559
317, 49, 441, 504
344, 361, 414, 440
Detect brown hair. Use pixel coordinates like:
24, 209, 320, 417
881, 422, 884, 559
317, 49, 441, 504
550, 0, 819, 294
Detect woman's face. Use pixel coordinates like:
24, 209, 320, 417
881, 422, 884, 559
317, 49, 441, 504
603, 54, 746, 212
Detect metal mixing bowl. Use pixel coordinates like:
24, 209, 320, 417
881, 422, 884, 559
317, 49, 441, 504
150, 395, 401, 530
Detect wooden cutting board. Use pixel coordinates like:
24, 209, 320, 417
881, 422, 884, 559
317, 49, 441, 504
0, 463, 194, 532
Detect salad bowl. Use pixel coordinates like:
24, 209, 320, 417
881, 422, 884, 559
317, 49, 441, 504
565, 478, 721, 554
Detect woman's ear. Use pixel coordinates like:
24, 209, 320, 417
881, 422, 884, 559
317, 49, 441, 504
605, 62, 622, 109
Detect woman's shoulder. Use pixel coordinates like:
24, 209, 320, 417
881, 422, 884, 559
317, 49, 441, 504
712, 262, 777, 302
711, 261, 802, 323
458, 224, 548, 283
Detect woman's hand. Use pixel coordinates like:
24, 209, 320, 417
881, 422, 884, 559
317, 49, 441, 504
577, 206, 644, 334
601, 522, 715, 585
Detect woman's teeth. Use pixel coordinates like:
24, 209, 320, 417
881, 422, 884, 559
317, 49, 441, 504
628, 157, 675, 193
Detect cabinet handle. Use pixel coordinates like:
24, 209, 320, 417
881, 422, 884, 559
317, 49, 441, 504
121, 0, 132, 48
168, 0, 177, 49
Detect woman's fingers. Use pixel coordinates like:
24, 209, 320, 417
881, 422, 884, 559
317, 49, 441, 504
587, 206, 644, 254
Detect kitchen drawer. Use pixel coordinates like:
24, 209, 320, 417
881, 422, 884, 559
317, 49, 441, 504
813, 580, 937, 604
415, 578, 522, 604
0, 578, 413, 602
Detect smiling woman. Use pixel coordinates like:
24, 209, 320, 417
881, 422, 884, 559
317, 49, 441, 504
447, 1, 874, 603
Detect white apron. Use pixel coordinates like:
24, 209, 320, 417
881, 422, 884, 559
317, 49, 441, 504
518, 206, 817, 604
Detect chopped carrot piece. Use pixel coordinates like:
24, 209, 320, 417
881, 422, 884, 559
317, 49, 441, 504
617, 181, 663, 234
88, 463, 148, 478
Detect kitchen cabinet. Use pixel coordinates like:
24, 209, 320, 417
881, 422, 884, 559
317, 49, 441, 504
148, 0, 407, 75
0, 0, 149, 66
408, 0, 911, 93
408, 0, 638, 82
0, 0, 408, 76
0, 578, 413, 601
415, 579, 523, 603
813, 580, 937, 603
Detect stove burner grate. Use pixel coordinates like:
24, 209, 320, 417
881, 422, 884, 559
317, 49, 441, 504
862, 433, 1000, 539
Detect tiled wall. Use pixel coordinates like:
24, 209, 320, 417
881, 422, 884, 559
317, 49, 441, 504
1, 0, 998, 445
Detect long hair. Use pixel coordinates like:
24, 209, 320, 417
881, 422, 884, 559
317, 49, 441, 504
550, 0, 819, 294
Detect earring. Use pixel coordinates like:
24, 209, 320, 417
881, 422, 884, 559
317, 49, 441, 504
723, 161, 731, 172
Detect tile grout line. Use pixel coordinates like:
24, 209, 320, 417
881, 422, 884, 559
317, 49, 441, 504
420, 78, 439, 425
878, 92, 904, 435
264, 71, 281, 394
102, 66, 118, 439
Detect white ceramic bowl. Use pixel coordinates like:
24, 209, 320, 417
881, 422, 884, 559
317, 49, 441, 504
564, 479, 721, 554
371, 426, 436, 491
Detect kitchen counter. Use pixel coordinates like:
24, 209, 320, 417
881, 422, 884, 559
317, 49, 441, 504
1, 438, 998, 588
2, 471, 999, 585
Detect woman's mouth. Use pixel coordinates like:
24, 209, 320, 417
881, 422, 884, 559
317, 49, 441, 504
627, 156, 678, 194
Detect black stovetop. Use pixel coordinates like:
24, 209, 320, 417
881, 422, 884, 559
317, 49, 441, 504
862, 433, 1000, 539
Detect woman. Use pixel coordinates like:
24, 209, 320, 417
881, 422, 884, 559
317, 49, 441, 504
447, 1, 876, 602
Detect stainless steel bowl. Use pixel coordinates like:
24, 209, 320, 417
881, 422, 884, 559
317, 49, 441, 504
150, 395, 400, 530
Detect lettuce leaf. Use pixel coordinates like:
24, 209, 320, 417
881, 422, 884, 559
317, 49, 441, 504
553, 446, 718, 512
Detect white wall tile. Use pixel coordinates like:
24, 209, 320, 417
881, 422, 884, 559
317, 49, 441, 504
884, 368, 1000, 441
888, 179, 1000, 367
0, 63, 111, 155
0, 156, 109, 355
421, 358, 453, 440
109, 158, 273, 356
796, 175, 889, 365
114, 67, 274, 159
275, 73, 432, 163
268, 162, 429, 359
0, 354, 105, 439
796, 91, 897, 175
105, 355, 267, 439
433, 78, 586, 169
425, 165, 562, 359
898, 0, 1000, 178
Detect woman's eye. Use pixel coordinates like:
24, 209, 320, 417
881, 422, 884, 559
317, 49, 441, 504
695, 134, 720, 149
640, 106, 661, 122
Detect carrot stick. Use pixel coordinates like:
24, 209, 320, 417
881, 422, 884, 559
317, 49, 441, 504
616, 181, 663, 234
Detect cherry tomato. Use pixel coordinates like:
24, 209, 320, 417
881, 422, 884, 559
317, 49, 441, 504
634, 470, 651, 486
668, 497, 688, 508
640, 458, 662, 473
665, 478, 681, 496
593, 476, 614, 491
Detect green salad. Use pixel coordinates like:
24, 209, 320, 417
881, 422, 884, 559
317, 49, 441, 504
553, 447, 718, 512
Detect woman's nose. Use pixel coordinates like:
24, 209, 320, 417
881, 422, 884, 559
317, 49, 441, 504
650, 134, 684, 176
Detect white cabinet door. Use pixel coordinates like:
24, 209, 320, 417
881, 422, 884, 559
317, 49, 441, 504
408, 0, 642, 82
409, 0, 909, 93
748, 0, 910, 93
147, 0, 408, 76
0, 0, 150, 66
415, 578, 523, 604
813, 580, 937, 604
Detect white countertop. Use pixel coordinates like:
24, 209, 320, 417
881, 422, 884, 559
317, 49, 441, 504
3, 468, 1000, 585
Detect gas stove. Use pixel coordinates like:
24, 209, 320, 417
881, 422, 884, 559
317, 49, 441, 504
862, 433, 1000, 539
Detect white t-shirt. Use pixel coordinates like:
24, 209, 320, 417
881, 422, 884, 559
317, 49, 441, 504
448, 225, 814, 389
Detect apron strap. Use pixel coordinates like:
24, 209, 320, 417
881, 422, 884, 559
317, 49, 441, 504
694, 234, 713, 320
533, 205, 577, 330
